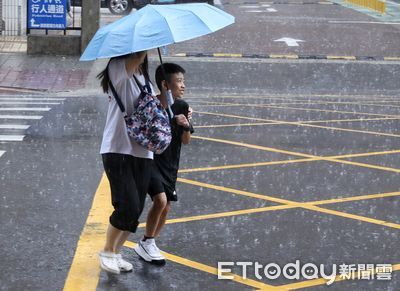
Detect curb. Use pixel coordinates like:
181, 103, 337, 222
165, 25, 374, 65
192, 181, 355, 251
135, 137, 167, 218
172, 53, 400, 61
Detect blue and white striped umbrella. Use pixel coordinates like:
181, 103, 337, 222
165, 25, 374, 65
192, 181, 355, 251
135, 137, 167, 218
80, 3, 234, 61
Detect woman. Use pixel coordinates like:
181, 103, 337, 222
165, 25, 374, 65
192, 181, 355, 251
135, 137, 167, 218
97, 51, 154, 274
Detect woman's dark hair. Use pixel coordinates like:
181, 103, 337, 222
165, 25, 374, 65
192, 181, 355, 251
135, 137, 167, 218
155, 63, 186, 91
97, 51, 149, 93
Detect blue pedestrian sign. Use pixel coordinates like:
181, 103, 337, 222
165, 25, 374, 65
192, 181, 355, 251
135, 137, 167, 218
28, 0, 67, 30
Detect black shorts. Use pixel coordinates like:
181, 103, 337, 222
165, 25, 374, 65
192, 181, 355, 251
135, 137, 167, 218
102, 153, 152, 233
148, 167, 178, 202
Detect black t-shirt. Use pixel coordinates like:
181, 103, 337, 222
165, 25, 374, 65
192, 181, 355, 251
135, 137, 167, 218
152, 98, 194, 191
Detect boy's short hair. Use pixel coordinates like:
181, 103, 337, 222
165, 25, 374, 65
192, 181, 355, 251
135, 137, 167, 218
155, 63, 186, 91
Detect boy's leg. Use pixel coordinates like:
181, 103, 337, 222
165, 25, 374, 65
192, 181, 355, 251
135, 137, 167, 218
134, 193, 167, 264
154, 201, 171, 237
145, 192, 167, 237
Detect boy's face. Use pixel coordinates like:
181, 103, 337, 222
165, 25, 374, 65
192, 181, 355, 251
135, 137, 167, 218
166, 72, 185, 99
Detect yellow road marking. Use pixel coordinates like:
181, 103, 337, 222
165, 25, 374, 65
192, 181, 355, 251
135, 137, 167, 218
192, 135, 400, 174
327, 56, 356, 60
179, 158, 318, 173
124, 241, 278, 290
192, 135, 316, 158
63, 174, 111, 291
137, 190, 400, 228
65, 175, 400, 290
310, 191, 400, 205
179, 149, 400, 174
213, 53, 243, 58
178, 177, 297, 205
269, 54, 299, 59
384, 57, 400, 61
186, 94, 400, 101
196, 101, 400, 118
137, 204, 297, 228
194, 110, 400, 138
304, 204, 400, 229
177, 178, 400, 230
195, 117, 400, 129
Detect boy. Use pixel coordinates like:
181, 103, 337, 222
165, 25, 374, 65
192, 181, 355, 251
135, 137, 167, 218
134, 63, 194, 264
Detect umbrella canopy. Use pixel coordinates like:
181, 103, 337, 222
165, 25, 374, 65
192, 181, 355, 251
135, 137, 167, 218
80, 3, 235, 61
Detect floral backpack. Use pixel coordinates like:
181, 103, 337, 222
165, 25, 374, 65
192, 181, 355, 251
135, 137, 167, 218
109, 75, 171, 154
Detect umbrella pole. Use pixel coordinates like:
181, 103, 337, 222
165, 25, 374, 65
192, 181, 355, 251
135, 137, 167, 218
157, 47, 168, 89
157, 47, 174, 117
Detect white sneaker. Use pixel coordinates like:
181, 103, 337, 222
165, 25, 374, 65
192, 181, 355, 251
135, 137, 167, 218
116, 254, 133, 272
134, 239, 166, 264
99, 251, 120, 274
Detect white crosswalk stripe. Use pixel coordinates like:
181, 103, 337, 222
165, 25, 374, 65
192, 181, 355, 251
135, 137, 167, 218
0, 96, 63, 148
0, 115, 43, 119
0, 124, 30, 130
0, 107, 51, 111
0, 150, 5, 158
0, 135, 25, 142
0, 102, 60, 105
0, 97, 65, 101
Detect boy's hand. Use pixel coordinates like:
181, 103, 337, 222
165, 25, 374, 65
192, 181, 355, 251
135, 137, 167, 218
175, 114, 190, 129
188, 107, 193, 121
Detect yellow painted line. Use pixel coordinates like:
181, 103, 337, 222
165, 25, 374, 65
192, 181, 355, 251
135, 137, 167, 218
178, 177, 299, 205
277, 263, 400, 290
186, 93, 400, 100
304, 204, 400, 229
296, 122, 400, 138
124, 241, 278, 290
195, 122, 273, 128
195, 107, 400, 138
269, 54, 299, 59
327, 56, 357, 60
179, 158, 318, 173
196, 100, 400, 119
195, 117, 400, 129
309, 191, 400, 206
191, 135, 317, 159
195, 110, 268, 122
304, 117, 400, 124
179, 149, 400, 174
137, 190, 400, 229
138, 204, 298, 228
213, 53, 243, 58
329, 149, 400, 159
64, 174, 112, 291
177, 178, 400, 231
192, 135, 400, 174
384, 57, 400, 61
174, 53, 187, 57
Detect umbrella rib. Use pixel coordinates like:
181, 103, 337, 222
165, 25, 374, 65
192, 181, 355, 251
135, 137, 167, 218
153, 8, 177, 43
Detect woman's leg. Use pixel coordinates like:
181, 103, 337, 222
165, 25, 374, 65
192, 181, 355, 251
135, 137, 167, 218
114, 230, 130, 253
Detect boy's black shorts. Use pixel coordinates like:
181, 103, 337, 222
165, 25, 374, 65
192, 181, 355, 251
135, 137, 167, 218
148, 168, 178, 202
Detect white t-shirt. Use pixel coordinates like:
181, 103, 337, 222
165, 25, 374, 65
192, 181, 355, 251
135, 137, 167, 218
100, 58, 154, 160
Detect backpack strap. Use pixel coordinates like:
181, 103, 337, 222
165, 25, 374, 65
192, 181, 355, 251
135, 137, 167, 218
132, 74, 152, 95
108, 80, 128, 118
